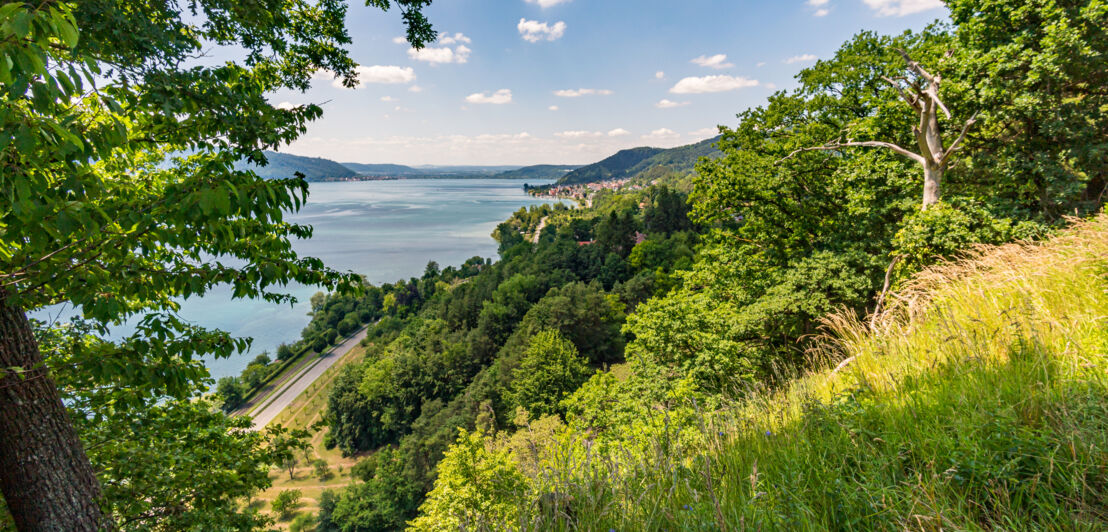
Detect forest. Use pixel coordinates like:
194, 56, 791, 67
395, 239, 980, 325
1, 0, 1106, 531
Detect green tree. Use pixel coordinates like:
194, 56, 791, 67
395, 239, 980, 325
217, 376, 247, 412
0, 0, 435, 528
946, 0, 1108, 219
276, 342, 296, 362
317, 489, 340, 532
506, 330, 590, 418
272, 489, 303, 521
268, 426, 313, 482
331, 446, 422, 531
409, 429, 529, 532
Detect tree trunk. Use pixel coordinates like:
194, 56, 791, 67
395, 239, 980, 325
0, 289, 104, 531
922, 162, 942, 209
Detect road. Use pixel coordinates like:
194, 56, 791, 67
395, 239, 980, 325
532, 216, 548, 243
249, 326, 369, 430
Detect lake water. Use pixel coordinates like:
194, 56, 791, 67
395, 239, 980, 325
42, 179, 555, 381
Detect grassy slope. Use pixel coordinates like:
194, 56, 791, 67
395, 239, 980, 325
531, 214, 1108, 530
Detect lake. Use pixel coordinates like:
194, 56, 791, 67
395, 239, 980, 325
41, 179, 556, 381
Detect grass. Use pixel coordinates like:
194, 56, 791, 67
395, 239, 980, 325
254, 343, 370, 528
519, 214, 1108, 530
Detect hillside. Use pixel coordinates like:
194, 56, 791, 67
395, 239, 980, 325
624, 135, 721, 179
418, 214, 1108, 530
237, 151, 357, 181
340, 162, 423, 176
555, 136, 721, 186
492, 164, 581, 180
556, 146, 666, 185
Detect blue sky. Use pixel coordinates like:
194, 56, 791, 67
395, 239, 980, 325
272, 0, 948, 165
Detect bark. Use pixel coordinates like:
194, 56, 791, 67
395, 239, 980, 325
0, 289, 104, 531
923, 162, 943, 208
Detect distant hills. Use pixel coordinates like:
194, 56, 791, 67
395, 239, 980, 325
491, 164, 582, 180
235, 152, 358, 181
238, 135, 719, 183
554, 136, 722, 186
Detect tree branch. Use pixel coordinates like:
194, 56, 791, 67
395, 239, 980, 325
896, 48, 936, 83
939, 112, 979, 165
880, 75, 920, 109
779, 140, 926, 165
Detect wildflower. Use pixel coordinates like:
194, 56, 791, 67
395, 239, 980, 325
764, 430, 773, 437
683, 504, 691, 511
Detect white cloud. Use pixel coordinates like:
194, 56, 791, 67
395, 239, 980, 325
785, 54, 819, 64
548, 105, 559, 111
863, 0, 944, 16
766, 82, 779, 90
409, 44, 471, 64
317, 66, 415, 88
689, 127, 719, 138
276, 101, 296, 110
392, 36, 407, 44
608, 128, 630, 137
288, 130, 681, 166
808, 0, 829, 5
643, 128, 680, 141
655, 71, 665, 80
556, 130, 605, 138
756, 61, 767, 67
814, 8, 830, 16
518, 18, 566, 42
691, 54, 734, 69
525, 0, 572, 7
380, 96, 395, 102
465, 89, 512, 104
438, 32, 472, 45
655, 99, 689, 109
669, 75, 759, 94
408, 85, 424, 93
553, 88, 613, 98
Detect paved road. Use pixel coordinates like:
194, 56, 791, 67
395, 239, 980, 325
531, 216, 548, 244
250, 326, 369, 430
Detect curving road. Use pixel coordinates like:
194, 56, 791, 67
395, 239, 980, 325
249, 326, 368, 430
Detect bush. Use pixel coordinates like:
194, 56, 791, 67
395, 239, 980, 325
271, 489, 302, 520
313, 458, 333, 481
288, 512, 315, 532
276, 343, 295, 361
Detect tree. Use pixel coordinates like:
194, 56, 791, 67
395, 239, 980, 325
310, 292, 329, 314
786, 49, 977, 209
277, 343, 296, 362
946, 0, 1108, 219
317, 489, 341, 532
272, 489, 303, 521
409, 429, 529, 532
0, 1, 435, 528
217, 376, 247, 412
330, 446, 423, 531
268, 426, 313, 481
506, 330, 590, 418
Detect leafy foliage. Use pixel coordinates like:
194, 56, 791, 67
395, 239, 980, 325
505, 330, 590, 419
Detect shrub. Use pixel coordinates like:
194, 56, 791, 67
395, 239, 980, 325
271, 489, 302, 520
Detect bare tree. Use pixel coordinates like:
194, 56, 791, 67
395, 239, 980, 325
785, 49, 977, 210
